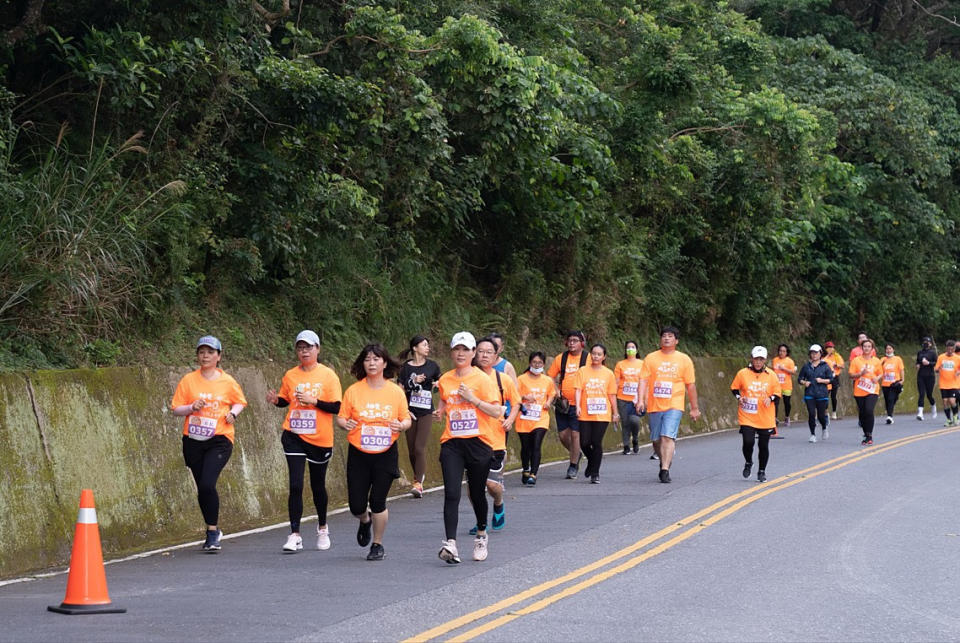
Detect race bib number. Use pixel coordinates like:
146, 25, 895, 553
449, 407, 480, 436
520, 403, 542, 421
857, 378, 876, 394
945, 361, 956, 371
622, 381, 638, 397
776, 372, 787, 384
883, 372, 896, 383
187, 415, 217, 441
289, 409, 317, 434
740, 397, 759, 414
586, 397, 607, 415
359, 424, 393, 453
652, 381, 673, 399
410, 390, 433, 410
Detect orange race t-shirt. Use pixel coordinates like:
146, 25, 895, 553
486, 369, 520, 450
936, 352, 960, 390
339, 379, 410, 454
515, 372, 555, 433
824, 352, 844, 391
548, 351, 587, 403
573, 365, 617, 422
849, 356, 882, 397
640, 349, 696, 413
772, 356, 796, 393
880, 355, 905, 387
730, 367, 781, 429
171, 369, 248, 443
278, 363, 343, 448
614, 358, 644, 402
437, 367, 501, 447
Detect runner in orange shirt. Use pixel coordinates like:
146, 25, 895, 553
849, 338, 882, 445
771, 344, 797, 430
515, 352, 556, 486
935, 340, 960, 426
170, 336, 248, 552
880, 343, 905, 425
336, 343, 411, 561
574, 344, 619, 483
823, 341, 844, 420
849, 332, 868, 363
266, 330, 342, 552
638, 326, 701, 483
614, 340, 644, 455
434, 332, 503, 564
548, 330, 588, 479
730, 346, 780, 482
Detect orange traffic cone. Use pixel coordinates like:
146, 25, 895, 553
48, 489, 126, 615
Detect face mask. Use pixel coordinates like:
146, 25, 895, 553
886, 351, 894, 357
530, 366, 544, 375
626, 348, 637, 356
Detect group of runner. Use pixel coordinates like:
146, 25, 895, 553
169, 327, 951, 563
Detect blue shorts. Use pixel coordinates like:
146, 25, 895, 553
556, 412, 580, 432
648, 409, 683, 441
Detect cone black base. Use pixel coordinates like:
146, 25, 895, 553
48, 602, 126, 615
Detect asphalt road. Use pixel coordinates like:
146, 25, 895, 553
3, 414, 960, 642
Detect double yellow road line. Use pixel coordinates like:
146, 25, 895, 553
406, 426, 960, 642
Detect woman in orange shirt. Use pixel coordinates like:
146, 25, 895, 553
880, 343, 905, 425
516, 351, 556, 486
266, 330, 342, 553
772, 344, 797, 428
170, 336, 248, 552
336, 344, 411, 561
849, 338, 882, 445
574, 344, 619, 484
614, 340, 644, 455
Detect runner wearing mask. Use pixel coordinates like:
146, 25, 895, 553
266, 330, 342, 552
171, 336, 247, 552
730, 346, 780, 482
638, 326, 700, 483
471, 337, 520, 532
849, 338, 881, 445
548, 330, 588, 479
916, 337, 938, 421
614, 340, 644, 455
336, 344, 411, 561
434, 332, 503, 564
823, 342, 844, 420
573, 344, 619, 483
516, 352, 556, 486
935, 340, 960, 427
880, 344, 905, 425
772, 344, 797, 431
397, 335, 441, 498
798, 344, 833, 442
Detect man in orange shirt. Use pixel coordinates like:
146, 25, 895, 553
849, 332, 868, 363
638, 326, 700, 483
548, 330, 588, 479
730, 346, 780, 483
935, 340, 960, 426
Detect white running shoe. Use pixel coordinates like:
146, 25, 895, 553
917, 411, 924, 421
822, 428, 829, 441
316, 525, 331, 550
439, 539, 460, 564
283, 533, 303, 552
831, 411, 837, 420
886, 416, 893, 425
933, 407, 938, 419
473, 534, 488, 561
808, 434, 817, 443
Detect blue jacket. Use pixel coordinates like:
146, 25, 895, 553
798, 361, 833, 399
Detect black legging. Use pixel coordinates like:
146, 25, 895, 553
579, 421, 608, 477
286, 455, 329, 532
917, 373, 936, 408
439, 438, 491, 540
617, 399, 641, 449
830, 379, 840, 412
518, 428, 548, 475
805, 397, 829, 434
882, 384, 902, 416
347, 444, 398, 516
856, 394, 879, 438
182, 435, 233, 526
405, 413, 433, 483
774, 394, 792, 421
740, 427, 771, 471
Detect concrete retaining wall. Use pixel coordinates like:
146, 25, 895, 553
0, 358, 920, 578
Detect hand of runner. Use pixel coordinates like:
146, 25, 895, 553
689, 408, 701, 420
343, 418, 358, 430
191, 399, 206, 411
266, 389, 279, 405
295, 390, 317, 406
457, 383, 474, 404
388, 419, 403, 432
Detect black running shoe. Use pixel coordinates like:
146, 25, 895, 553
742, 463, 752, 479
566, 464, 577, 479
622, 447, 630, 455
202, 528, 222, 552
757, 470, 766, 483
357, 515, 372, 547
366, 543, 384, 561
659, 469, 671, 483
590, 475, 600, 484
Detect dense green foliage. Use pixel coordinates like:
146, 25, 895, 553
3, 0, 960, 367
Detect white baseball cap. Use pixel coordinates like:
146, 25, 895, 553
450, 331, 477, 349
750, 346, 767, 359
197, 335, 222, 351
809, 343, 822, 353
295, 330, 320, 347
